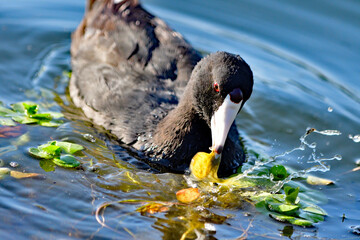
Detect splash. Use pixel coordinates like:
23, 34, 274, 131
236, 128, 342, 193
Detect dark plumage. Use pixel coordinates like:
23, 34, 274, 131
70, 0, 253, 176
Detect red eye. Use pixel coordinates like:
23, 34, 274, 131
213, 82, 220, 93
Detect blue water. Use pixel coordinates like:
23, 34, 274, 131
1, 0, 360, 239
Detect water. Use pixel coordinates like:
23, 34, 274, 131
1, 0, 360, 239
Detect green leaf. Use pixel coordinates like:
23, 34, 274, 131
288, 218, 314, 227
0, 117, 16, 126
269, 213, 313, 227
22, 102, 38, 115
269, 213, 295, 222
254, 199, 267, 209
29, 143, 61, 159
276, 204, 299, 213
30, 113, 52, 120
302, 205, 327, 216
299, 211, 324, 223
47, 112, 64, 119
29, 147, 53, 159
39, 144, 61, 157
11, 102, 39, 115
10, 103, 26, 113
268, 202, 299, 214
0, 105, 15, 117
39, 159, 56, 172
12, 115, 39, 124
251, 192, 273, 203
29, 141, 84, 163
270, 165, 289, 181
38, 120, 63, 127
3, 102, 63, 128
284, 186, 300, 204
56, 141, 84, 154
53, 155, 80, 168
47, 141, 57, 145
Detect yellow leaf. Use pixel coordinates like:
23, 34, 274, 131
10, 170, 41, 179
306, 175, 334, 185
176, 188, 200, 204
190, 151, 220, 180
352, 166, 360, 172
137, 203, 169, 215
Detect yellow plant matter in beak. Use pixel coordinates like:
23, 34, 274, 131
190, 150, 221, 181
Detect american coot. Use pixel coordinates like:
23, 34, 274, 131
70, 0, 253, 177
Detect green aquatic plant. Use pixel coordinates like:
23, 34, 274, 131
270, 165, 290, 181
252, 186, 327, 227
53, 127, 338, 240
0, 101, 63, 127
187, 150, 328, 227
29, 141, 84, 169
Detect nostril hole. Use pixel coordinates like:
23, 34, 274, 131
229, 88, 243, 104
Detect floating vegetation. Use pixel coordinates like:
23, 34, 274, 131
0, 167, 41, 180
186, 152, 327, 226
0, 101, 63, 127
176, 188, 201, 204
306, 175, 334, 185
93, 127, 341, 237
29, 141, 84, 169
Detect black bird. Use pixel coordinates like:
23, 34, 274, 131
70, 0, 253, 177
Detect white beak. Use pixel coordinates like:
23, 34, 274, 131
211, 94, 242, 156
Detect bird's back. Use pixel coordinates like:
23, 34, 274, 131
70, 0, 201, 145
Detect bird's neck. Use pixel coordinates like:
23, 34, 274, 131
147, 98, 212, 170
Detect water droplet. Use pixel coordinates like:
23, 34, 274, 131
349, 134, 360, 143
309, 142, 317, 148
327, 107, 333, 112
195, 205, 205, 211
10, 162, 19, 168
355, 159, 360, 166
204, 223, 216, 231
83, 133, 96, 143
316, 129, 341, 136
